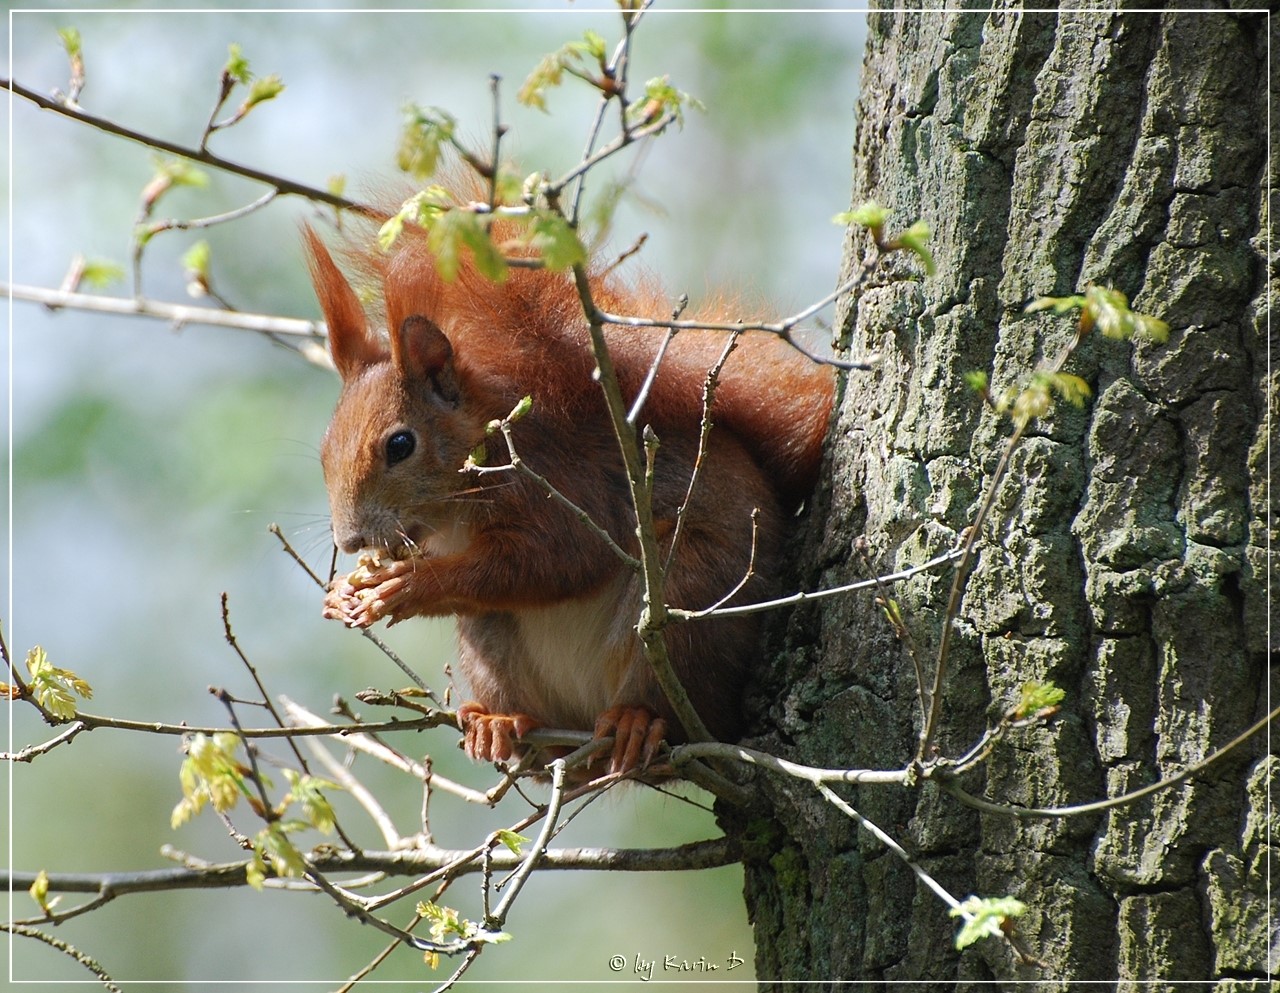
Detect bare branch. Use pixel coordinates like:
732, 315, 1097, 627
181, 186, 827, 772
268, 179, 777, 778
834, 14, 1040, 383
594, 258, 885, 371
487, 760, 566, 927
917, 330, 1085, 764
669, 544, 966, 621
269, 525, 437, 697
941, 701, 1280, 820
4, 77, 372, 215
5, 282, 328, 362
672, 741, 909, 786
281, 697, 488, 806
2, 924, 121, 991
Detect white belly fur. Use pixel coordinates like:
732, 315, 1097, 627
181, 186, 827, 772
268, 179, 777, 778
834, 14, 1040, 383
513, 575, 639, 725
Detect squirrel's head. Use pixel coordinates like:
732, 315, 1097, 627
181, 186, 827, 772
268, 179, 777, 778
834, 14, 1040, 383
307, 228, 485, 559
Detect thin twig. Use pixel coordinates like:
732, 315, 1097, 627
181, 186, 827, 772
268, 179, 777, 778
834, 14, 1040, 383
143, 188, 279, 237
669, 544, 966, 621
221, 593, 310, 774
5, 281, 326, 341
4, 77, 370, 214
561, 245, 715, 746
672, 741, 909, 786
1, 722, 87, 761
854, 536, 930, 731
303, 734, 401, 850
472, 418, 640, 569
269, 524, 436, 698
592, 260, 883, 371
663, 331, 740, 572
626, 326, 676, 424
488, 760, 566, 927
917, 330, 1083, 763
486, 74, 505, 208
2, 924, 121, 992
281, 697, 488, 805
942, 701, 1280, 819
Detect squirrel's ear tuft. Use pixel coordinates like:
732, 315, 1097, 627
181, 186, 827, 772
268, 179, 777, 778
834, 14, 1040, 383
304, 225, 383, 381
395, 315, 460, 405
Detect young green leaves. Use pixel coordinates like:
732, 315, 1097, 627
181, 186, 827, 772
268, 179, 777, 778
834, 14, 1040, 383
1026, 285, 1169, 344
416, 902, 511, 969
171, 733, 340, 890
976, 287, 1168, 429
25, 647, 93, 721
378, 188, 585, 283
951, 895, 1027, 951
518, 29, 611, 111
835, 200, 936, 276
212, 43, 284, 134
397, 105, 459, 181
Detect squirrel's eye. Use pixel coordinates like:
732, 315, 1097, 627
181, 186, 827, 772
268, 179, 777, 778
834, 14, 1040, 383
385, 430, 416, 466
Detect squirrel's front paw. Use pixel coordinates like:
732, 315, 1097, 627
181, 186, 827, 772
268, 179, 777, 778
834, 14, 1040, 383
323, 561, 414, 628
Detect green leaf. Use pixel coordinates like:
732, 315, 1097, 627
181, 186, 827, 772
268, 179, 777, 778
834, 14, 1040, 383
962, 370, 989, 394
1027, 286, 1167, 344
509, 395, 534, 421
429, 210, 507, 283
141, 156, 209, 212
378, 186, 453, 251
57, 26, 82, 59
245, 850, 268, 891
951, 895, 1026, 950
172, 731, 250, 827
629, 75, 702, 127
526, 209, 586, 271
495, 829, 530, 855
1015, 681, 1066, 719
256, 823, 308, 879
1009, 382, 1051, 428
1045, 371, 1091, 407
396, 105, 457, 180
80, 259, 124, 289
29, 869, 60, 914
224, 43, 251, 84
245, 73, 285, 108
518, 30, 610, 111
284, 770, 339, 834
377, 213, 405, 252
26, 647, 92, 720
1133, 311, 1170, 343
1024, 294, 1086, 316
892, 219, 936, 276
182, 240, 211, 280
1084, 285, 1136, 339
835, 200, 888, 232
153, 156, 209, 190
418, 901, 478, 944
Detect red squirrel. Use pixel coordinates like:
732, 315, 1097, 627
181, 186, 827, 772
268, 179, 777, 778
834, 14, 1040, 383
307, 217, 834, 775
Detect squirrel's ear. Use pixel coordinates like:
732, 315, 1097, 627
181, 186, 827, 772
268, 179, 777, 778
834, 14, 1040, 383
394, 315, 460, 405
304, 226, 382, 381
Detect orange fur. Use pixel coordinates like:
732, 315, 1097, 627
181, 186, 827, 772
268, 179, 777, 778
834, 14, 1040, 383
309, 211, 834, 768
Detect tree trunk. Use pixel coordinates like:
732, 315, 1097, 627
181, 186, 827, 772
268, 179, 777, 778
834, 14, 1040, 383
732, 7, 1274, 988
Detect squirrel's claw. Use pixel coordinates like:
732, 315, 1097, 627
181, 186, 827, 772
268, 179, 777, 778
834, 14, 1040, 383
457, 702, 539, 763
593, 706, 667, 775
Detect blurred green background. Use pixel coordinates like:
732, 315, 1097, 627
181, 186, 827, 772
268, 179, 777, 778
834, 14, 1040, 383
4, 2, 865, 988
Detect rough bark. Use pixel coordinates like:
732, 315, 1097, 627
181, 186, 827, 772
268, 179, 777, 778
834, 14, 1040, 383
732, 7, 1274, 989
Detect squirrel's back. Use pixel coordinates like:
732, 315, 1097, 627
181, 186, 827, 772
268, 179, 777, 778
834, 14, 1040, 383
322, 227, 834, 507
